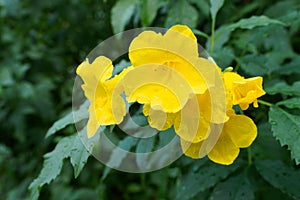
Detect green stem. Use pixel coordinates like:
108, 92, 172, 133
193, 29, 209, 39
247, 147, 252, 166
258, 100, 274, 107
210, 17, 216, 55
234, 62, 240, 72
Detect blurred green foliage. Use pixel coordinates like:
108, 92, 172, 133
1, 0, 300, 199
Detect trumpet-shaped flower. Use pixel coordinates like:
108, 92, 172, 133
143, 89, 228, 143
180, 110, 257, 165
76, 24, 263, 166
223, 72, 266, 110
121, 64, 193, 113
76, 56, 130, 138
128, 25, 219, 96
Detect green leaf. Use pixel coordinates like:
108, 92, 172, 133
106, 136, 139, 168
212, 46, 235, 69
189, 0, 210, 18
28, 135, 76, 200
274, 56, 300, 75
156, 127, 176, 149
277, 98, 300, 109
70, 135, 90, 178
136, 136, 155, 170
0, 67, 14, 86
46, 100, 89, 138
136, 137, 155, 153
192, 29, 209, 39
1, 0, 21, 17
210, 173, 254, 200
165, 0, 198, 28
209, 0, 224, 20
255, 160, 300, 199
111, 0, 138, 34
269, 106, 300, 164
266, 81, 300, 96
140, 0, 164, 26
175, 160, 239, 200
238, 54, 269, 76
207, 16, 286, 51
228, 15, 286, 30
112, 60, 131, 77
252, 122, 290, 161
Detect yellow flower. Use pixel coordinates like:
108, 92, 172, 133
76, 24, 262, 166
223, 72, 266, 110
180, 110, 257, 165
142, 104, 176, 131
143, 89, 228, 143
128, 24, 220, 96
124, 24, 227, 142
121, 64, 193, 113
76, 56, 131, 138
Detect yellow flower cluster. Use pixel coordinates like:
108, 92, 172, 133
76, 25, 265, 165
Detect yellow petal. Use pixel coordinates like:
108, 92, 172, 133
142, 104, 150, 116
174, 89, 227, 143
224, 72, 266, 110
180, 123, 224, 159
223, 114, 257, 148
143, 104, 174, 130
232, 77, 266, 109
174, 93, 210, 143
147, 108, 176, 130
180, 111, 257, 165
169, 24, 197, 42
76, 56, 129, 138
180, 139, 206, 159
128, 25, 220, 94
223, 72, 244, 90
121, 64, 193, 113
207, 132, 240, 165
77, 57, 113, 98
87, 105, 100, 138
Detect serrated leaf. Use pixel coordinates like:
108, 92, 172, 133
277, 98, 300, 109
266, 81, 300, 96
255, 160, 300, 199
175, 161, 239, 200
46, 100, 89, 138
269, 106, 300, 164
165, 0, 198, 28
210, 173, 254, 200
70, 135, 90, 178
111, 0, 138, 34
209, 0, 224, 20
28, 135, 76, 200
